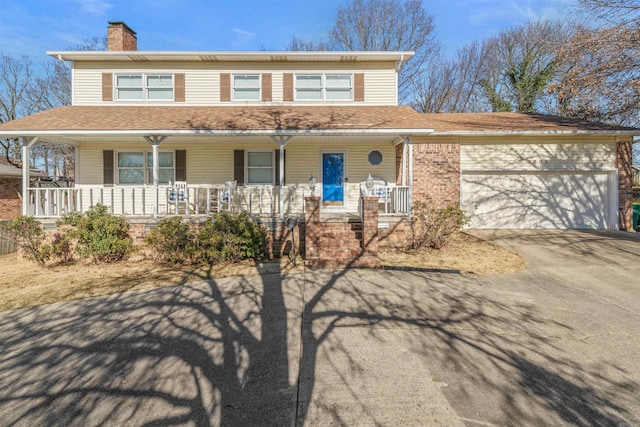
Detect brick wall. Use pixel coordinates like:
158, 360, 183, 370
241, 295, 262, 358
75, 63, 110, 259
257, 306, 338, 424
378, 219, 415, 250
268, 221, 304, 259
411, 143, 461, 209
617, 140, 634, 231
0, 178, 22, 220
304, 196, 380, 268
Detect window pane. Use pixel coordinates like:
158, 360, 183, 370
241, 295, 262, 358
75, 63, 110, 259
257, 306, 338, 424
234, 75, 259, 88
368, 150, 383, 165
234, 88, 260, 100
248, 168, 273, 184
296, 89, 322, 100
117, 88, 144, 100
119, 169, 144, 184
118, 152, 144, 168
326, 89, 352, 100
248, 152, 272, 167
116, 75, 142, 87
296, 75, 322, 88
326, 75, 351, 88
148, 88, 173, 100
147, 152, 174, 168
147, 75, 173, 87
159, 168, 174, 184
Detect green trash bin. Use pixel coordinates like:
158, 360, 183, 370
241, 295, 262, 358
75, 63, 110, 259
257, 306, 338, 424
633, 203, 640, 231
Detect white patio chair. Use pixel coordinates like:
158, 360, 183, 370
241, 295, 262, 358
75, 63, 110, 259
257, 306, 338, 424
360, 176, 392, 213
168, 181, 188, 214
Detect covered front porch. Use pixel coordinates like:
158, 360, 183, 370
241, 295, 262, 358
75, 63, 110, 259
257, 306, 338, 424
0, 106, 433, 220
23, 183, 412, 219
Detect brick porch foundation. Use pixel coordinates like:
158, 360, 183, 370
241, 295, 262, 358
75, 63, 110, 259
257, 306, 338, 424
304, 196, 381, 268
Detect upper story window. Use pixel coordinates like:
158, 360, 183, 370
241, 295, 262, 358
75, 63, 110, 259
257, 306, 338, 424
115, 74, 173, 101
295, 74, 352, 101
233, 74, 261, 101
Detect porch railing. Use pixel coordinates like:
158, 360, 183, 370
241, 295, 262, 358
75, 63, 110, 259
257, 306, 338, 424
24, 184, 411, 219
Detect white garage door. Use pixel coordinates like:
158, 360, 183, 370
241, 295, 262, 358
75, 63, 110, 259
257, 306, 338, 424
461, 171, 617, 229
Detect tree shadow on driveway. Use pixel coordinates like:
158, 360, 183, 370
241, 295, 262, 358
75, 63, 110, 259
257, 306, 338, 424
0, 263, 637, 426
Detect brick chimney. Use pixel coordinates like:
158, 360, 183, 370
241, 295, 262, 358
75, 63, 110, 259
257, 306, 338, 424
107, 21, 137, 51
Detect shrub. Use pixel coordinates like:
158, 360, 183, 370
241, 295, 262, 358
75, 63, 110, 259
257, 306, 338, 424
195, 212, 268, 264
59, 204, 133, 263
410, 202, 469, 250
146, 216, 194, 264
50, 229, 75, 263
4, 215, 51, 265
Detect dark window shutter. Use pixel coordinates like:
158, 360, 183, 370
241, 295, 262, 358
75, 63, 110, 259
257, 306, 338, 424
103, 150, 114, 186
354, 73, 365, 102
275, 149, 285, 185
175, 150, 187, 181
220, 73, 231, 102
102, 73, 113, 101
262, 73, 272, 102
234, 150, 245, 185
283, 73, 294, 101
174, 73, 185, 102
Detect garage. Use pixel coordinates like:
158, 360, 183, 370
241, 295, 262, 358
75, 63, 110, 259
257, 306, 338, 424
460, 142, 619, 229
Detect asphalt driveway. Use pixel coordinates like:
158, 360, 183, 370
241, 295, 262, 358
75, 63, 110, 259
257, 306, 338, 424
0, 230, 638, 426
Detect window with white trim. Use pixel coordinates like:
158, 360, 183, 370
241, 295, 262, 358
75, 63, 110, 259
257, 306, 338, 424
246, 151, 274, 185
116, 151, 175, 184
233, 74, 261, 101
295, 74, 352, 101
115, 74, 173, 101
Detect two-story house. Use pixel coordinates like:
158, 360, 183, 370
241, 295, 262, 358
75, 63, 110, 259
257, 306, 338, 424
0, 21, 637, 247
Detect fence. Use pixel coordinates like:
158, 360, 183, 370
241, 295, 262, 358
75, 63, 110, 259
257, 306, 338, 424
0, 222, 17, 256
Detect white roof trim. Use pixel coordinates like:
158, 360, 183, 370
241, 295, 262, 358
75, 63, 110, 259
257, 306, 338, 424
48, 50, 416, 63
0, 128, 435, 138
430, 130, 640, 136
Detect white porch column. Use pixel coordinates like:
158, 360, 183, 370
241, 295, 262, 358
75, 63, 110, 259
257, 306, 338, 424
144, 136, 167, 219
271, 135, 292, 219
401, 141, 407, 186
21, 137, 39, 215
399, 136, 413, 215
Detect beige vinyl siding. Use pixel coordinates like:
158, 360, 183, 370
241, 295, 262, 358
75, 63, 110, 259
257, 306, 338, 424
460, 138, 617, 171
77, 139, 396, 213
73, 61, 397, 106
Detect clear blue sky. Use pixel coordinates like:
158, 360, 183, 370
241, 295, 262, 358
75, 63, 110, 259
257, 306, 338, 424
1, 0, 578, 64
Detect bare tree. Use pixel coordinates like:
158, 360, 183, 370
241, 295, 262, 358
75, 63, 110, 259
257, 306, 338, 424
285, 36, 331, 52
287, 0, 441, 104
0, 53, 41, 164
412, 41, 491, 113
550, 2, 640, 125
0, 37, 105, 178
479, 20, 572, 113
578, 0, 640, 24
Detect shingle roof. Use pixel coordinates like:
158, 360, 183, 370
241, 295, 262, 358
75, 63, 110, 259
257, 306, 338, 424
0, 106, 429, 133
0, 158, 45, 178
0, 107, 637, 136
422, 112, 639, 133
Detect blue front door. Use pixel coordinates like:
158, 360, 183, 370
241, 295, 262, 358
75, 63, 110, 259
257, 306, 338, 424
322, 152, 345, 206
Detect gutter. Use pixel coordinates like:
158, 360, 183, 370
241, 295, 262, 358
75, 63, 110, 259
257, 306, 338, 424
0, 128, 436, 138
428, 130, 640, 136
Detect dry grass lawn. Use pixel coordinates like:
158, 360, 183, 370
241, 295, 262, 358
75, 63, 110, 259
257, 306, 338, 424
379, 232, 527, 275
0, 232, 525, 312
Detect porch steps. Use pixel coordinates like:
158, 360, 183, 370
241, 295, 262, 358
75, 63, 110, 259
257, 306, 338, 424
305, 218, 380, 269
